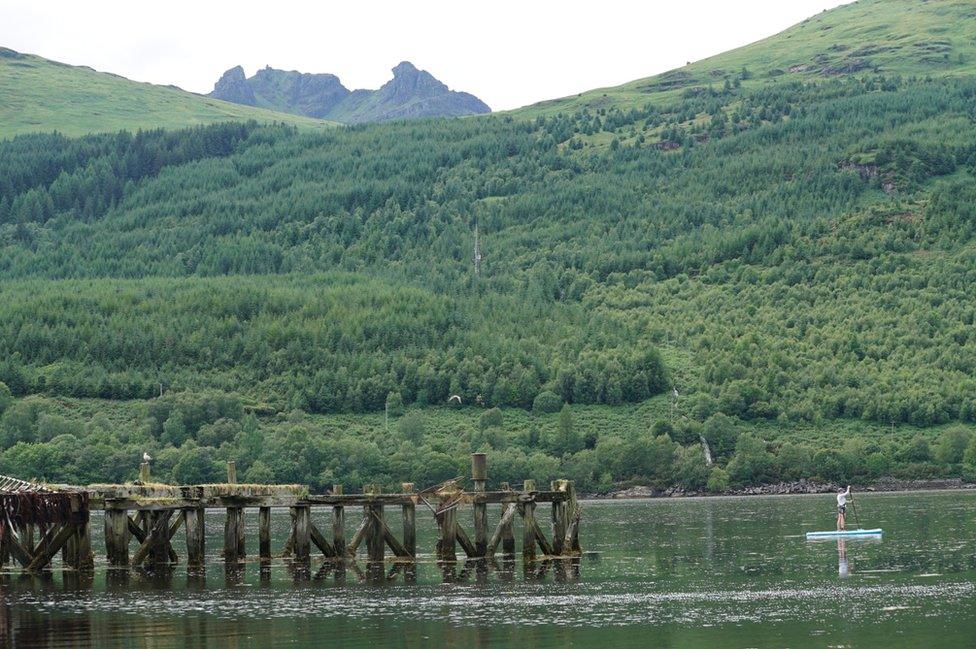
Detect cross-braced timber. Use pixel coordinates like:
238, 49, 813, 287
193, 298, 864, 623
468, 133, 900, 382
0, 453, 581, 574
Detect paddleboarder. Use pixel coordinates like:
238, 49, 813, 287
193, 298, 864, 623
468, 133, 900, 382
836, 485, 851, 530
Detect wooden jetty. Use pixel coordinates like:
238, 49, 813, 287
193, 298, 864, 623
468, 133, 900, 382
0, 453, 581, 573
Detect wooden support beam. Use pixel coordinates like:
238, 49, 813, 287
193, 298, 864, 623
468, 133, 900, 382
455, 522, 478, 558
224, 507, 245, 562
291, 505, 311, 561
438, 504, 457, 562
345, 514, 370, 557
310, 521, 337, 558
472, 453, 487, 557
401, 483, 415, 557
105, 509, 129, 566
148, 512, 171, 567
551, 480, 567, 555
531, 517, 555, 556
522, 479, 537, 562
74, 515, 94, 570
332, 484, 346, 556
499, 482, 516, 556
129, 514, 178, 563
185, 507, 205, 568
130, 510, 173, 567
373, 512, 411, 558
26, 524, 75, 572
486, 503, 517, 556
6, 527, 33, 568
364, 485, 385, 564
259, 507, 271, 560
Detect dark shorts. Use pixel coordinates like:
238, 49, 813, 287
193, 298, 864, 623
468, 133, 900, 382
838, 505, 847, 515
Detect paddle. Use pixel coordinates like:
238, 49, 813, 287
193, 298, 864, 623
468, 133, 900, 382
848, 487, 862, 530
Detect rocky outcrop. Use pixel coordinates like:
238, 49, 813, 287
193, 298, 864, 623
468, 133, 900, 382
208, 61, 489, 124
595, 478, 974, 500
210, 66, 257, 106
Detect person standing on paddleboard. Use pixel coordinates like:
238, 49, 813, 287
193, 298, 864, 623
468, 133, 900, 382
836, 485, 851, 530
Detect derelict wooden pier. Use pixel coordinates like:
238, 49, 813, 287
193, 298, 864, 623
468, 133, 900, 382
0, 453, 581, 574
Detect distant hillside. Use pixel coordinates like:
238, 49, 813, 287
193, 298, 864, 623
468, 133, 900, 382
0, 47, 335, 138
209, 61, 490, 123
516, 0, 976, 117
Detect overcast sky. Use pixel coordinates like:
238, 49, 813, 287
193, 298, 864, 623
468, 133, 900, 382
1, 0, 850, 111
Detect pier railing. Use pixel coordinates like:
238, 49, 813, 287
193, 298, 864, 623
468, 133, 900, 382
0, 453, 581, 573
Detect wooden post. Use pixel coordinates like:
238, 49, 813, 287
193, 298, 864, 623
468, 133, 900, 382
226, 460, 237, 484
224, 507, 244, 562
439, 503, 457, 562
401, 483, 416, 557
522, 479, 537, 562
105, 509, 130, 567
185, 507, 205, 568
139, 462, 150, 483
364, 484, 385, 564
75, 513, 94, 570
332, 484, 345, 556
472, 454, 488, 557
500, 481, 515, 556
259, 507, 271, 561
551, 480, 566, 555
148, 512, 170, 567
291, 505, 311, 562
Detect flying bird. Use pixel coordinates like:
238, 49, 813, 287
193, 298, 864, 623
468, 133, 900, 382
448, 395, 462, 405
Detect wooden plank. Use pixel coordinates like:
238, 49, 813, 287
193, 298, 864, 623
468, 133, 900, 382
310, 521, 337, 558
259, 507, 271, 560
486, 503, 517, 556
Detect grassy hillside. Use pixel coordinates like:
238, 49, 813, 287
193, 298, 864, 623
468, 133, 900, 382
2, 0, 976, 491
0, 48, 335, 138
517, 0, 976, 117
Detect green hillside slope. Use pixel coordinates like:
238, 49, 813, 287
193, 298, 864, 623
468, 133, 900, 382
0, 48, 335, 138
1, 0, 975, 492
518, 0, 976, 117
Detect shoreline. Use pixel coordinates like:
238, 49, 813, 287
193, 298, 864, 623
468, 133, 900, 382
584, 477, 975, 500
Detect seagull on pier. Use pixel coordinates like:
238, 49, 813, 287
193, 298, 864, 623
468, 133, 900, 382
143, 452, 152, 463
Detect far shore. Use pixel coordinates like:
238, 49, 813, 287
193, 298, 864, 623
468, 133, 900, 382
584, 477, 975, 501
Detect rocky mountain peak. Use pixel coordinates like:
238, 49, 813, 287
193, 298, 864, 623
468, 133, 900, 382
211, 66, 256, 106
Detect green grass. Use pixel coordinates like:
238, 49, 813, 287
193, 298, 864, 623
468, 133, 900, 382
513, 0, 976, 118
0, 48, 337, 138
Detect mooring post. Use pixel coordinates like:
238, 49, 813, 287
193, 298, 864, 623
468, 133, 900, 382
332, 484, 345, 556
224, 461, 244, 561
139, 462, 150, 483
185, 507, 205, 568
105, 509, 129, 567
401, 482, 416, 557
472, 454, 488, 557
364, 484, 385, 564
291, 505, 311, 562
551, 480, 567, 555
522, 479, 537, 563
259, 507, 271, 561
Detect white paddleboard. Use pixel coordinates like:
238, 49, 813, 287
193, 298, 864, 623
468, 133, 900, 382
806, 528, 882, 539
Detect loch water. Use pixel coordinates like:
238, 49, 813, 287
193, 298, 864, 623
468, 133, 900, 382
3, 490, 976, 648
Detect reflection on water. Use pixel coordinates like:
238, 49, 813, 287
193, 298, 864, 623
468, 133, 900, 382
3, 492, 976, 648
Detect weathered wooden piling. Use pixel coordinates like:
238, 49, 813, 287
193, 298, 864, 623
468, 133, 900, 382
401, 483, 416, 557
223, 462, 245, 562
551, 480, 567, 555
522, 479, 537, 562
499, 481, 515, 556
332, 484, 345, 556
439, 500, 458, 562
291, 505, 311, 561
185, 507, 205, 568
364, 484, 385, 564
259, 507, 271, 560
472, 454, 488, 557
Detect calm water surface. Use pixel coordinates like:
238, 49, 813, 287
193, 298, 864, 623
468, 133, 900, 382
3, 491, 976, 648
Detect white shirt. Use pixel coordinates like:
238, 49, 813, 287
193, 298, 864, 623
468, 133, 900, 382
837, 488, 850, 507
